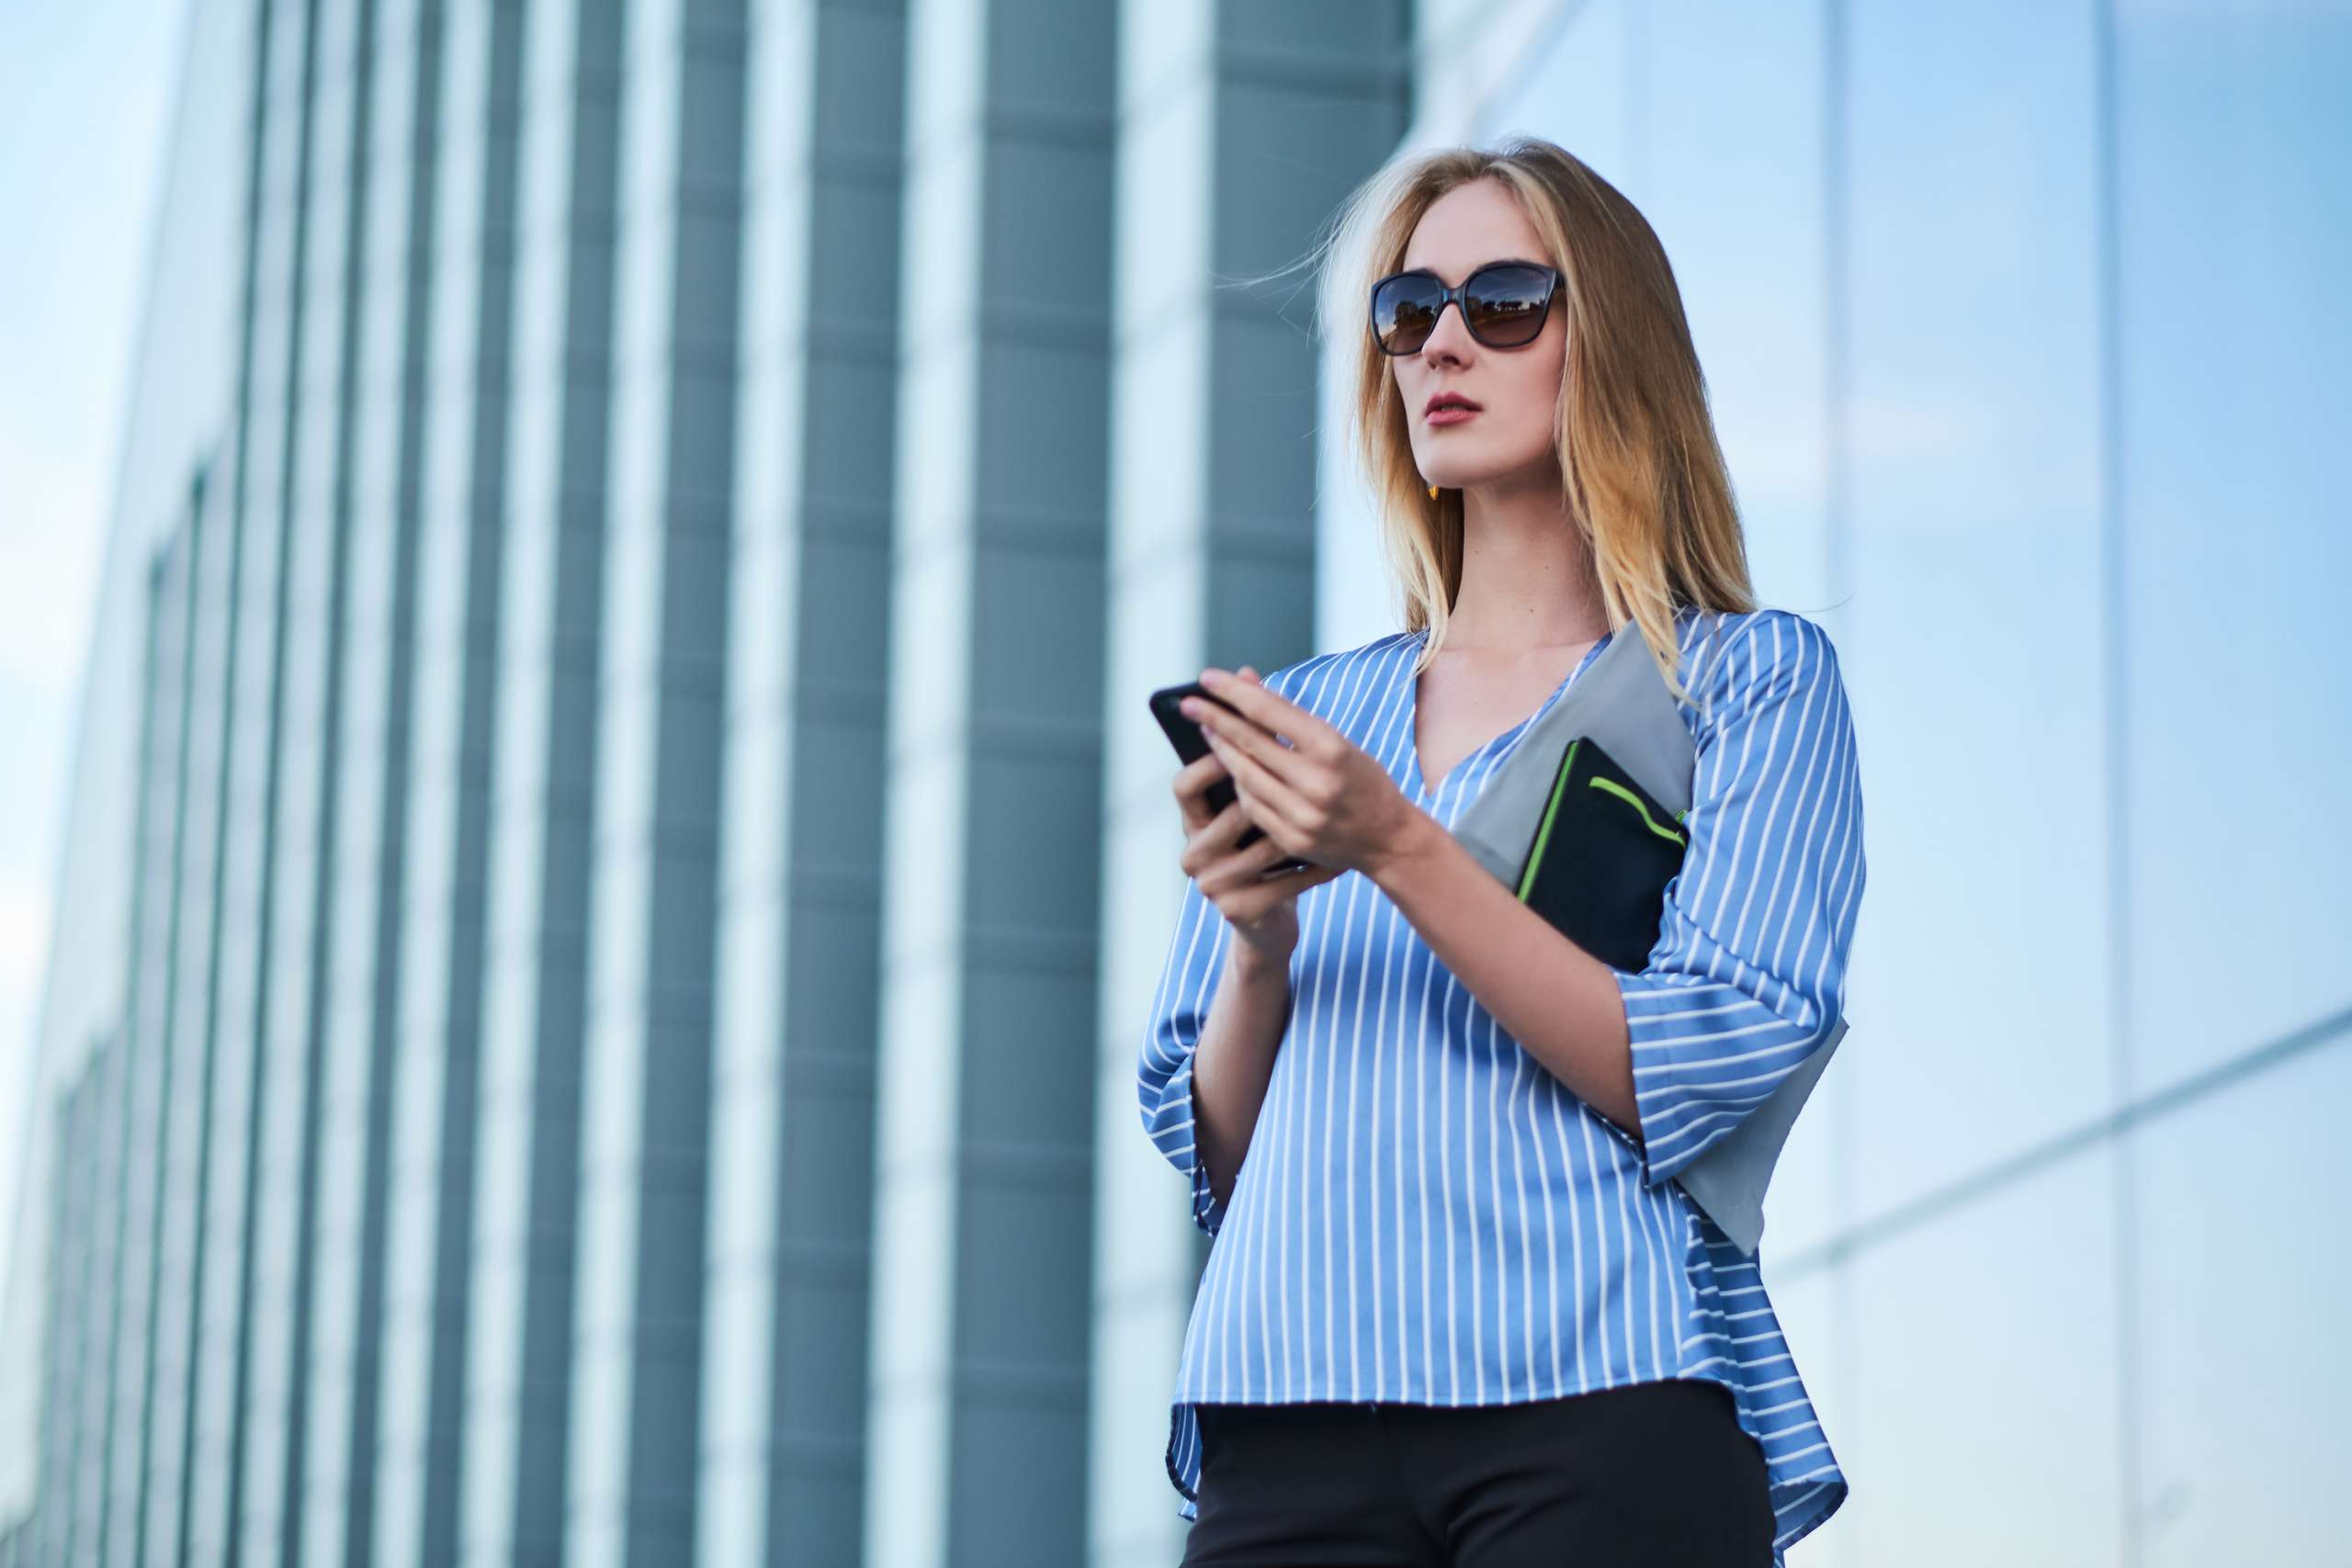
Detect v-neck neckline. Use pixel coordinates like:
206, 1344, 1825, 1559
1402, 626, 1614, 802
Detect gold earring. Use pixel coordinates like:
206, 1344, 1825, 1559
1428, 483, 1440, 500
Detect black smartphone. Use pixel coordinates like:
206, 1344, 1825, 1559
1148, 680, 1314, 877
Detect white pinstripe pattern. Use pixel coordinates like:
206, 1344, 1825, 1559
1139, 605, 1863, 1562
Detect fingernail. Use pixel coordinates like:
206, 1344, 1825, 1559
1200, 669, 1225, 687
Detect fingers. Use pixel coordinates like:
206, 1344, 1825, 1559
1194, 833, 1285, 897
1194, 667, 1338, 756
1170, 660, 1317, 873
1260, 859, 1345, 897
1215, 854, 1344, 925
1170, 750, 1229, 832
1202, 723, 1310, 843
1180, 798, 1254, 874
1205, 845, 1340, 920
1171, 660, 1342, 917
1185, 693, 1322, 831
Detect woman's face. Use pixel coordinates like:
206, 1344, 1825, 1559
1389, 178, 1566, 494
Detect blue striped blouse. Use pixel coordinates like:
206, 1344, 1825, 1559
1137, 604, 1864, 1562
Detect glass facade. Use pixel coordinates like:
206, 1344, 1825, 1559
1457, 2, 2352, 1564
2, 2, 2342, 1566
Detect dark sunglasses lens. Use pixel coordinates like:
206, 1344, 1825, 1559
1372, 276, 1443, 354
1464, 265, 1554, 345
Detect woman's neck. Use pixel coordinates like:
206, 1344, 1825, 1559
1447, 482, 1609, 649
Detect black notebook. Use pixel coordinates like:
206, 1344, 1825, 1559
1511, 734, 1690, 974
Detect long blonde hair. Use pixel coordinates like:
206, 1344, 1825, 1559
1309, 137, 1757, 705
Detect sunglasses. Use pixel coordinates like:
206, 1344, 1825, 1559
1368, 261, 1563, 355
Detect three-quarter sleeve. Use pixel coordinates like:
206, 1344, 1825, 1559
1612, 611, 1865, 1190
1136, 871, 1236, 1235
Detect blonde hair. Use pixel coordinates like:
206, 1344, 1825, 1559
1302, 136, 1758, 705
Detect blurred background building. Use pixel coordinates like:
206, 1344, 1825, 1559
2, 0, 2346, 1564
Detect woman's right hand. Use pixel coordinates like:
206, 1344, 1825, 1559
1173, 680, 1346, 958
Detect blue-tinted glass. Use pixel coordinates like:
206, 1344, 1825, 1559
1842, 0, 2109, 1223
2134, 1038, 2352, 1560
2115, 0, 2352, 1097
1850, 1150, 2120, 1563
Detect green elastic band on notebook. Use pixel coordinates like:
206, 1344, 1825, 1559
1515, 739, 1580, 899
1589, 774, 1688, 845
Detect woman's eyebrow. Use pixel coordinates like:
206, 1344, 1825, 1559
1401, 255, 1552, 283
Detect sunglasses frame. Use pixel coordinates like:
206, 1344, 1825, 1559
1368, 260, 1565, 355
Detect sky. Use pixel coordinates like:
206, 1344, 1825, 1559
0, 0, 187, 1290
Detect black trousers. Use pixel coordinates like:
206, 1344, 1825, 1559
1179, 1378, 1776, 1568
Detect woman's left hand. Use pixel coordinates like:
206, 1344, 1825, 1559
1178, 667, 1425, 879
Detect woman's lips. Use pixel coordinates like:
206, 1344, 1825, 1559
1427, 405, 1480, 425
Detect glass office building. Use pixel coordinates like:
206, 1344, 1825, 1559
3, 1, 2345, 1564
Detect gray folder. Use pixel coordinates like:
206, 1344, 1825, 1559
1450, 619, 1845, 1257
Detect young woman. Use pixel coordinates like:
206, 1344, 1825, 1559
1138, 137, 1865, 1566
